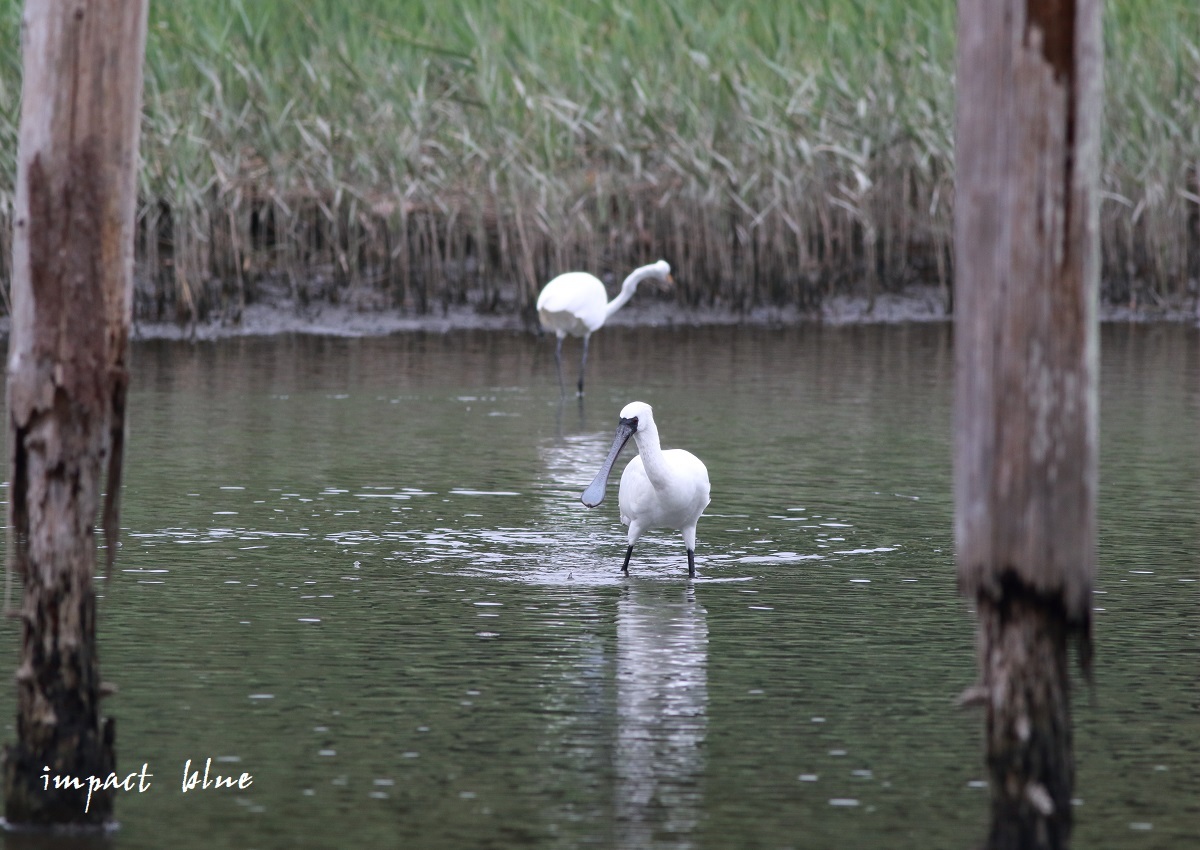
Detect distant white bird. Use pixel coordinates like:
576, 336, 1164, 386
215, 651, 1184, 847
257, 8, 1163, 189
581, 401, 711, 577
536, 260, 672, 395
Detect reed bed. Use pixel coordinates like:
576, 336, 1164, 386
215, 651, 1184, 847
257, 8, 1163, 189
0, 0, 1196, 324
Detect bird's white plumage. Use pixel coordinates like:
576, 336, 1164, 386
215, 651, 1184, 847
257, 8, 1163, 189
617, 402, 710, 554
618, 451, 710, 548
581, 400, 710, 576
536, 272, 610, 335
536, 261, 671, 394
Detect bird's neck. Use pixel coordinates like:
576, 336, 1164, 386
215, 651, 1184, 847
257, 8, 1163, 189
604, 267, 655, 319
633, 428, 671, 489
603, 282, 638, 319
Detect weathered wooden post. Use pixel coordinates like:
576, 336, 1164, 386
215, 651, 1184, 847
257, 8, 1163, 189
4, 0, 148, 827
954, 2, 1102, 848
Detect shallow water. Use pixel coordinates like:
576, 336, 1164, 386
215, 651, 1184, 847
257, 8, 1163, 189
0, 323, 1196, 849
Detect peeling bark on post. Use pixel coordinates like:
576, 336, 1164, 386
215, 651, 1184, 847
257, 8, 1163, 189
954, 1, 1101, 848
3, 0, 147, 827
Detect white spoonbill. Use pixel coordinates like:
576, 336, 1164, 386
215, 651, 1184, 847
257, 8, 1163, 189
536, 260, 671, 395
581, 401, 710, 577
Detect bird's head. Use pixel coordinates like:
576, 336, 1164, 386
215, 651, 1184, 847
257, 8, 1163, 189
580, 401, 653, 508
624, 261, 673, 295
649, 260, 673, 292
619, 401, 653, 432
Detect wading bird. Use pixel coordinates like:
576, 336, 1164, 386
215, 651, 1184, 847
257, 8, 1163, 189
536, 260, 671, 395
581, 401, 710, 577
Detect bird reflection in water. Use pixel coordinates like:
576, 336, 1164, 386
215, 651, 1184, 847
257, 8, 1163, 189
614, 582, 708, 848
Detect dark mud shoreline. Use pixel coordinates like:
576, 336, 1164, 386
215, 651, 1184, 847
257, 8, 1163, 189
133, 285, 1195, 341
0, 285, 1195, 343
132, 285, 956, 340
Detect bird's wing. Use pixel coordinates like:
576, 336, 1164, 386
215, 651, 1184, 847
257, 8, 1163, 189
537, 273, 609, 331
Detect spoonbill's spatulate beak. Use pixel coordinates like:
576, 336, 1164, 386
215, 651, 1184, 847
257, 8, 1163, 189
581, 416, 638, 507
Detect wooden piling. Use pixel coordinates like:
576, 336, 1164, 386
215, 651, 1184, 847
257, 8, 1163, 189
953, 1, 1102, 847
4, 0, 147, 827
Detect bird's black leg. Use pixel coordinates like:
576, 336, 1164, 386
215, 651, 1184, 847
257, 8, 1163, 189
554, 336, 566, 395
687, 548, 695, 578
577, 334, 590, 396
622, 545, 634, 575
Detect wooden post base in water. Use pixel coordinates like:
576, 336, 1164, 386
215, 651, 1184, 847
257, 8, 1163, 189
3, 718, 116, 828
3, 513, 116, 827
971, 578, 1077, 850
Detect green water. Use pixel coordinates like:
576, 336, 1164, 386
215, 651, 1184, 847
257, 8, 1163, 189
0, 324, 1196, 849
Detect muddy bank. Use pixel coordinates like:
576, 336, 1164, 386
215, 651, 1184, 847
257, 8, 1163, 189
0, 285, 1194, 344
129, 285, 1197, 341
123, 284, 948, 340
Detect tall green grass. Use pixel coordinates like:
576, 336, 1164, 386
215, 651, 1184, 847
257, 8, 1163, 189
0, 0, 1196, 323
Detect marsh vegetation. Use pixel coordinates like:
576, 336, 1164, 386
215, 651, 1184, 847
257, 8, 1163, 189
0, 0, 1195, 324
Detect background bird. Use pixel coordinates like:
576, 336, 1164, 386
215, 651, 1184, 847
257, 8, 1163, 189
581, 400, 710, 577
536, 260, 671, 395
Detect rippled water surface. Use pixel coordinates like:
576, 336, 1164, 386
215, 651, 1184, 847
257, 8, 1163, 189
1, 323, 1196, 849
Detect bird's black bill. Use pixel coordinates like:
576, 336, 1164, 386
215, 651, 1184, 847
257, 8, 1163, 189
580, 418, 637, 507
